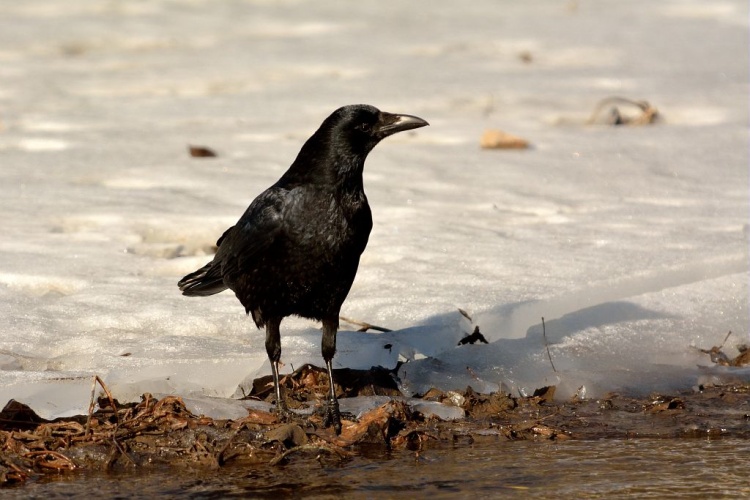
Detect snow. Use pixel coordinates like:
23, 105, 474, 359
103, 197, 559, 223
0, 0, 747, 419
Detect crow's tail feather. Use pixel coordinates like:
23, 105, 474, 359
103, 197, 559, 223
178, 262, 228, 296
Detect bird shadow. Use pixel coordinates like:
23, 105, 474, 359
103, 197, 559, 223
414, 298, 675, 349
524, 301, 674, 343
394, 300, 683, 398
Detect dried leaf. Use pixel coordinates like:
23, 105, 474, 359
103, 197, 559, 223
458, 326, 489, 346
231, 410, 278, 428
188, 145, 218, 158
480, 129, 530, 149
264, 424, 308, 448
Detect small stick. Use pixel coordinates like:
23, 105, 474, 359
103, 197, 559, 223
269, 443, 350, 466
339, 316, 392, 333
542, 317, 557, 373
466, 366, 481, 381
85, 375, 121, 436
112, 438, 137, 467
692, 331, 734, 355
97, 375, 120, 426
216, 424, 244, 466
85, 376, 98, 436
88, 375, 134, 471
719, 331, 733, 349
24, 450, 77, 470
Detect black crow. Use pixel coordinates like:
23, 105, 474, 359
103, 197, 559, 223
178, 104, 428, 433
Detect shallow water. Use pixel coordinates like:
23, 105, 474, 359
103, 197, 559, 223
8, 438, 749, 498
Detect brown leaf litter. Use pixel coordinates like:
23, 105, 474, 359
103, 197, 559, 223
694, 331, 750, 368
1, 329, 749, 487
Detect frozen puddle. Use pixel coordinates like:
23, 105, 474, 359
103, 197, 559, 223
0, 0, 747, 419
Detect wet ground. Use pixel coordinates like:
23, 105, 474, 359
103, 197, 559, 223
2, 368, 749, 497
5, 438, 750, 498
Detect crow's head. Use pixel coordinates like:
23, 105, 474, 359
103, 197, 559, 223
284, 104, 428, 185
324, 104, 429, 155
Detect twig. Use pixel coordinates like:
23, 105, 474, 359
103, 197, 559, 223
85, 375, 120, 436
24, 450, 77, 470
466, 366, 481, 381
542, 317, 557, 373
719, 331, 733, 349
86, 376, 97, 436
693, 331, 733, 355
339, 316, 392, 333
112, 437, 137, 467
216, 424, 244, 466
86, 375, 127, 472
269, 443, 350, 466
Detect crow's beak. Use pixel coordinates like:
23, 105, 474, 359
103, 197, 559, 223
376, 112, 429, 137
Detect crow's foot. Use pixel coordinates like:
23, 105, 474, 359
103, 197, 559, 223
322, 398, 342, 435
274, 400, 294, 422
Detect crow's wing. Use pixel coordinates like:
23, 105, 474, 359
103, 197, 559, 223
178, 188, 286, 296
214, 187, 286, 283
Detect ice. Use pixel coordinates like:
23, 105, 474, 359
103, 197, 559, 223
409, 400, 465, 421
0, 0, 747, 420
339, 396, 393, 420
179, 395, 274, 421
0, 372, 94, 420
398, 272, 749, 398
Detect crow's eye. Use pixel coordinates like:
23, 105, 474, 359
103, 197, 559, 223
355, 123, 372, 133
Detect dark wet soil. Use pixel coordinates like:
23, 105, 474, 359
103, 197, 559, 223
1, 364, 749, 491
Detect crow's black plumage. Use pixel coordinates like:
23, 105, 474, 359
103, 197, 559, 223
178, 104, 428, 433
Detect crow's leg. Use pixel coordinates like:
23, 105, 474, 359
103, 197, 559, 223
265, 317, 291, 420
321, 317, 342, 434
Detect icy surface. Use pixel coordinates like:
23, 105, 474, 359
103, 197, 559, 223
0, 0, 747, 419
